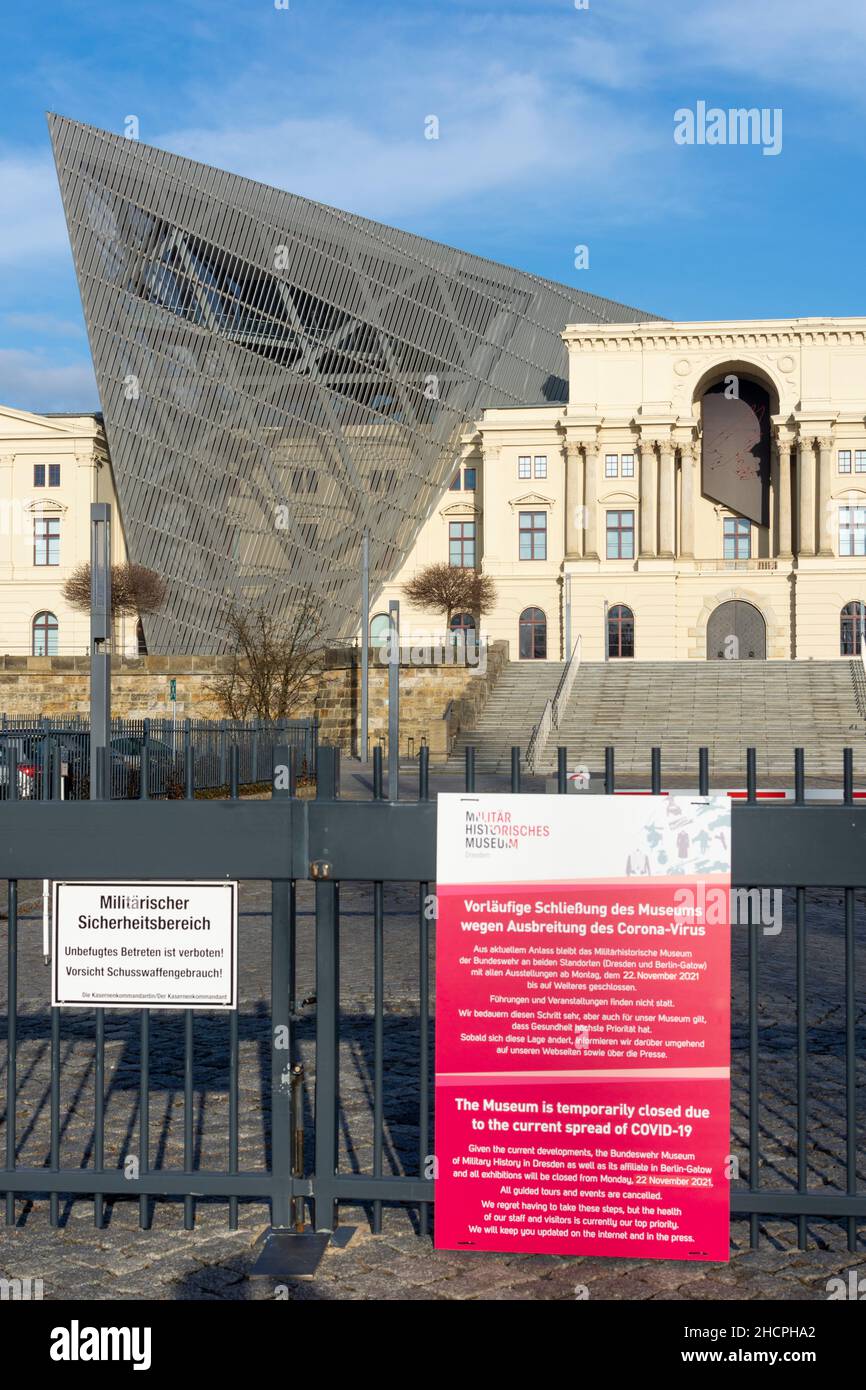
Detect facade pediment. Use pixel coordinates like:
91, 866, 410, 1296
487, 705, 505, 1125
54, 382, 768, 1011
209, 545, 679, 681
508, 492, 554, 510
24, 498, 68, 515
440, 501, 479, 519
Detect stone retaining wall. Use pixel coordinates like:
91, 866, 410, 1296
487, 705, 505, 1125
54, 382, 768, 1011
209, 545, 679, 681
0, 643, 509, 760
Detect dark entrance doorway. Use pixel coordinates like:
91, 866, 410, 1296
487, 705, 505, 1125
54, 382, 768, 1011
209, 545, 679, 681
707, 600, 766, 659
519, 607, 547, 659
607, 604, 634, 658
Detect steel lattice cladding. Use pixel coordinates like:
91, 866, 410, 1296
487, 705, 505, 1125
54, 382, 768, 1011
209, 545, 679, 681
48, 114, 659, 654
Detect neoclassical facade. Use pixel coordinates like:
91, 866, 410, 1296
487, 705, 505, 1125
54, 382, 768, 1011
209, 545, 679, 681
375, 317, 866, 661
0, 406, 132, 657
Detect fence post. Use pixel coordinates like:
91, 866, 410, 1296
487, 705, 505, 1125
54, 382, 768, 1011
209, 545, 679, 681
314, 746, 340, 1233
89, 503, 111, 798
270, 744, 294, 1230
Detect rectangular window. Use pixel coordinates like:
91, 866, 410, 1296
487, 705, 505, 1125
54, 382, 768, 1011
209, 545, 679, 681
33, 464, 45, 487
449, 520, 475, 567
856, 451, 866, 474
839, 450, 852, 474
34, 517, 60, 566
534, 456, 547, 479
519, 511, 547, 560
840, 506, 866, 556
723, 516, 751, 560
463, 466, 477, 491
449, 472, 461, 490
606, 510, 635, 560
48, 464, 61, 487
621, 453, 635, 478
605, 454, 618, 478
518, 456, 531, 479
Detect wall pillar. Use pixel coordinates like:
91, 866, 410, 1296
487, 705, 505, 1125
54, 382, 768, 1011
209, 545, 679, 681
583, 443, 599, 560
638, 438, 657, 558
817, 434, 834, 556
565, 442, 583, 558
680, 443, 697, 559
658, 442, 675, 558
775, 433, 793, 559
798, 435, 816, 557
0, 456, 14, 580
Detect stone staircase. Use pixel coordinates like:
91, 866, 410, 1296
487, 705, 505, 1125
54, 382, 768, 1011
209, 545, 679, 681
449, 661, 565, 775
450, 659, 866, 778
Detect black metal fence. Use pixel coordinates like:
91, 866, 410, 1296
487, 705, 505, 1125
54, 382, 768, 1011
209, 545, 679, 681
0, 715, 318, 799
0, 742, 863, 1254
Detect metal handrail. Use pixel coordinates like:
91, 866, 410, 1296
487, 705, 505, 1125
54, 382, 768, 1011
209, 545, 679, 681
552, 633, 582, 730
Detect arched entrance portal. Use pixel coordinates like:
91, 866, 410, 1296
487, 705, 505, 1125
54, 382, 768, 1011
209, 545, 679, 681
707, 600, 766, 660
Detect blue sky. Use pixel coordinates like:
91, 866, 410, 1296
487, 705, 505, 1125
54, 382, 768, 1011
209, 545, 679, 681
1, 0, 865, 412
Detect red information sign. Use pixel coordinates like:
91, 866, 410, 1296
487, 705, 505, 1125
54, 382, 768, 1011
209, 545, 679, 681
434, 794, 731, 1261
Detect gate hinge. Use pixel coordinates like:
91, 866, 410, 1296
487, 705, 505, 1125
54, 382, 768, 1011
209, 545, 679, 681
310, 859, 332, 880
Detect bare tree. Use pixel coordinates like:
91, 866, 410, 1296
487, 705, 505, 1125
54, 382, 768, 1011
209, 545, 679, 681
62, 562, 166, 616
210, 592, 325, 721
403, 563, 496, 629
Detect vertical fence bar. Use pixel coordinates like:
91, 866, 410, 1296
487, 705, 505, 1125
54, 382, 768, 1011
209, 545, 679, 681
464, 746, 475, 793
604, 746, 615, 795
698, 747, 709, 796
746, 748, 758, 1246
650, 747, 661, 795
271, 745, 294, 1232
372, 879, 385, 1233
314, 747, 340, 1232
228, 748, 240, 1228
418, 748, 431, 1238
510, 747, 520, 794
557, 747, 567, 794
796, 881, 808, 1250
95, 1006, 105, 1229
843, 745, 857, 1251
5, 879, 17, 1225
50, 1001, 60, 1227
139, 1010, 149, 1230
845, 888, 858, 1252
372, 746, 383, 800
182, 748, 195, 1229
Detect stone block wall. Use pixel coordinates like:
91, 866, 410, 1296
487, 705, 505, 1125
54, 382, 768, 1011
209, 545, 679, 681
0, 643, 509, 760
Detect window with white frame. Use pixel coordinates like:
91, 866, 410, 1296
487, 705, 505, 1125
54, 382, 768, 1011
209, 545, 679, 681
605, 454, 618, 477
518, 456, 531, 479
839, 450, 852, 473
534, 455, 547, 479
723, 517, 751, 560
621, 453, 635, 477
606, 510, 635, 559
519, 511, 547, 560
857, 451, 866, 474
840, 506, 866, 556
34, 517, 59, 566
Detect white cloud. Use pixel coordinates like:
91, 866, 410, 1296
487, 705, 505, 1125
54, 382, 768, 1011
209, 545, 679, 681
159, 78, 659, 226
2, 312, 84, 338
0, 350, 98, 414
0, 153, 69, 267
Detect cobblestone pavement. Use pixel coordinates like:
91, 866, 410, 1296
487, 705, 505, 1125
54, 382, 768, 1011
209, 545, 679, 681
1, 873, 864, 1302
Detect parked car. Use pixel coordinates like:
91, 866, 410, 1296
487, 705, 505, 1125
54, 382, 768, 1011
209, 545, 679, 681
0, 735, 72, 799
109, 736, 182, 797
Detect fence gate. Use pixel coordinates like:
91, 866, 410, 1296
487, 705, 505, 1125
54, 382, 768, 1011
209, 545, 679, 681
1, 743, 864, 1261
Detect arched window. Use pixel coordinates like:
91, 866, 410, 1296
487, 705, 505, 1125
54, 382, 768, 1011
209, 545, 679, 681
370, 613, 391, 648
841, 602, 866, 656
450, 612, 476, 637
32, 611, 58, 656
136, 618, 148, 656
519, 607, 547, 660
607, 604, 635, 659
